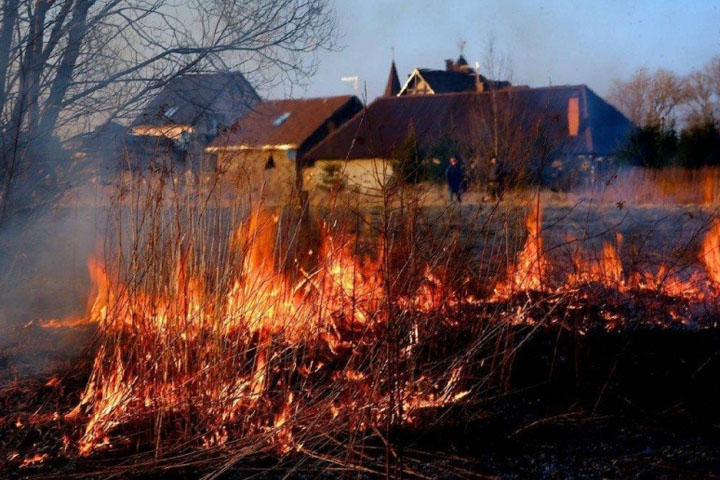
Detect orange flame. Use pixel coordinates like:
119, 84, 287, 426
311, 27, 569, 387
494, 204, 546, 298
700, 220, 720, 285
30, 204, 720, 459
64, 208, 458, 456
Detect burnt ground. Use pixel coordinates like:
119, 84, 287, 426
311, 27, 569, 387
4, 325, 718, 479
403, 327, 720, 479
218, 327, 720, 480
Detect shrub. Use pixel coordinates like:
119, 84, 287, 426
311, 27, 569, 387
678, 120, 720, 168
618, 123, 678, 168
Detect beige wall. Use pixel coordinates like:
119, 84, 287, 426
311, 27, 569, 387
403, 75, 434, 96
132, 125, 193, 140
304, 159, 394, 194
217, 152, 394, 200
217, 149, 297, 202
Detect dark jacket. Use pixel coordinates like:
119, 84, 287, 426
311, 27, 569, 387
488, 161, 502, 183
446, 163, 465, 193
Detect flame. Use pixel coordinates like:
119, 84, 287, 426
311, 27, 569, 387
37, 258, 108, 329
61, 207, 461, 457
19, 453, 49, 468
568, 235, 624, 287
22, 203, 720, 461
496, 205, 711, 303
494, 204, 546, 298
700, 220, 720, 285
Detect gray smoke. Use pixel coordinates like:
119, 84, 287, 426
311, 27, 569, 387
0, 198, 103, 381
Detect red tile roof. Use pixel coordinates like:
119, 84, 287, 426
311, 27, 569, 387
208, 96, 360, 151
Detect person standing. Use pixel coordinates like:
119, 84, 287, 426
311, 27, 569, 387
445, 155, 465, 202
488, 156, 503, 200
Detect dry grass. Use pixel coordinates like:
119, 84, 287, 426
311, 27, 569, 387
4, 159, 720, 477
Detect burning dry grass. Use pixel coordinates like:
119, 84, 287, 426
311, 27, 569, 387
4, 165, 720, 477
1, 171, 499, 476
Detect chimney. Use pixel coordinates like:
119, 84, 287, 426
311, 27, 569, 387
445, 59, 454, 72
456, 54, 470, 72
474, 62, 484, 92
568, 97, 580, 136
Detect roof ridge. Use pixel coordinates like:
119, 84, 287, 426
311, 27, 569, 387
261, 94, 356, 103
298, 96, 360, 154
382, 84, 588, 101
208, 95, 362, 151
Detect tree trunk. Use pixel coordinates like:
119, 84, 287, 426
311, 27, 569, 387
26, 0, 53, 133
0, 0, 20, 116
39, 0, 93, 136
9, 0, 52, 137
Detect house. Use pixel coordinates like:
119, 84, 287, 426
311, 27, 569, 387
130, 72, 260, 156
206, 95, 363, 200
304, 84, 632, 192
395, 55, 511, 97
71, 121, 128, 177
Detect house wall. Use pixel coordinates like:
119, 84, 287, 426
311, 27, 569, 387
217, 149, 297, 202
304, 159, 394, 194
132, 125, 193, 140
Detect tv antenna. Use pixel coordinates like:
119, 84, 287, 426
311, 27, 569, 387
341, 76, 359, 91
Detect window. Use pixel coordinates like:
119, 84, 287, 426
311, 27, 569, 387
265, 155, 275, 170
273, 112, 291, 126
209, 116, 222, 134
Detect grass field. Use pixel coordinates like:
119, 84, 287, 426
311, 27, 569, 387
1, 173, 719, 378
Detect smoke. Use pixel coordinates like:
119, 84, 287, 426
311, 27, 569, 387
0, 194, 104, 380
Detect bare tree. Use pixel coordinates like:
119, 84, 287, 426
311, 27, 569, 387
684, 55, 720, 127
0, 0, 337, 223
609, 67, 686, 127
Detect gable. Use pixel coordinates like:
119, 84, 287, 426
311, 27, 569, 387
399, 70, 436, 96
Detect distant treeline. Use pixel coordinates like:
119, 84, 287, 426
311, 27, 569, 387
611, 57, 720, 168
620, 121, 720, 169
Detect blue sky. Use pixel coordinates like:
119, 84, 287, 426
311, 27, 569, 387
292, 0, 720, 101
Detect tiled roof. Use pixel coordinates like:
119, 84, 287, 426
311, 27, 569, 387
208, 95, 361, 152
131, 72, 258, 127
306, 85, 632, 161
416, 69, 479, 93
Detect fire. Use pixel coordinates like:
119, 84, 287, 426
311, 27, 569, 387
19, 200, 720, 466
59, 207, 462, 457
700, 220, 720, 284
37, 257, 108, 329
494, 204, 546, 298
568, 234, 624, 287
495, 204, 717, 303
19, 453, 49, 468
